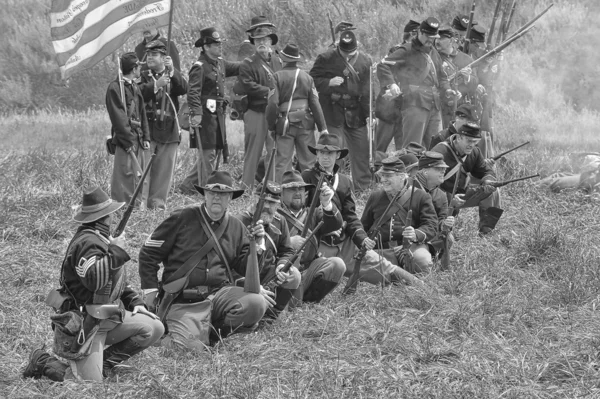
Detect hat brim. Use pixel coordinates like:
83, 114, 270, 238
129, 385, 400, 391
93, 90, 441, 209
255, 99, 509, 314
308, 145, 349, 159
280, 53, 304, 63
73, 201, 125, 223
281, 182, 315, 190
195, 38, 227, 48
249, 33, 278, 46
246, 23, 276, 33
194, 185, 245, 199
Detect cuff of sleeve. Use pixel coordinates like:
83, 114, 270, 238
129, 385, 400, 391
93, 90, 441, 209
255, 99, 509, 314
143, 288, 159, 295
352, 229, 368, 247
415, 229, 426, 243
322, 202, 333, 212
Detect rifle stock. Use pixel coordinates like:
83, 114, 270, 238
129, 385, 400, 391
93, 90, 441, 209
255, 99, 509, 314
490, 173, 539, 188
113, 149, 157, 237
492, 141, 530, 161
463, 0, 476, 55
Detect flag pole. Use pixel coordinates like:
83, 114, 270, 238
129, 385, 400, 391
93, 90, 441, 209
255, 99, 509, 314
159, 0, 175, 122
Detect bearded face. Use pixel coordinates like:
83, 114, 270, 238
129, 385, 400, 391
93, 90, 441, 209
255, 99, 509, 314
282, 187, 307, 212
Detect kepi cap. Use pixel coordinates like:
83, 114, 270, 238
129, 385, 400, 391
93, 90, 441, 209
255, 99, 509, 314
254, 181, 282, 203
120, 52, 140, 72
195, 27, 226, 48
420, 17, 441, 38
457, 122, 482, 138
404, 20, 420, 33
378, 156, 406, 174
145, 40, 167, 54
339, 30, 358, 52
418, 151, 449, 169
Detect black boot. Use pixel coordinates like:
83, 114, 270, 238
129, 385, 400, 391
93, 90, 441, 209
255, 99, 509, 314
23, 348, 68, 382
478, 207, 504, 235
102, 338, 144, 376
303, 278, 339, 303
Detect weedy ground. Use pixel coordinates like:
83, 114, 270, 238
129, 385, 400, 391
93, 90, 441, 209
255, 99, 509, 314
1, 106, 600, 398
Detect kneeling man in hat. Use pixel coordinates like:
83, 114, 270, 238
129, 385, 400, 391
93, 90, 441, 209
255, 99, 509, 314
139, 171, 270, 349
23, 187, 164, 382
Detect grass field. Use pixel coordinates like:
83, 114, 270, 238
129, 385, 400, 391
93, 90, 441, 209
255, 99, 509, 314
1, 104, 600, 398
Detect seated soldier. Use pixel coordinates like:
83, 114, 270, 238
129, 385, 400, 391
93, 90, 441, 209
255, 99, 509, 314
138, 171, 269, 350
235, 181, 301, 322
302, 135, 408, 285
413, 151, 455, 259
431, 123, 503, 235
362, 157, 438, 274
277, 170, 346, 305
23, 187, 163, 382
429, 103, 479, 150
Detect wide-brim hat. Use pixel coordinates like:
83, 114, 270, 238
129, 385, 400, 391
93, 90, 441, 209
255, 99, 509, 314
279, 43, 303, 63
194, 171, 245, 199
249, 27, 278, 45
281, 170, 315, 190
195, 27, 227, 48
246, 16, 276, 33
308, 134, 349, 159
73, 187, 124, 223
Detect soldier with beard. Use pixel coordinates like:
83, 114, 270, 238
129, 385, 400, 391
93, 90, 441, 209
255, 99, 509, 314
236, 181, 301, 322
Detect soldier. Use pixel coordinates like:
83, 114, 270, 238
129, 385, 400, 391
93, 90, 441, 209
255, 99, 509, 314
435, 24, 480, 129
310, 30, 374, 190
138, 40, 188, 209
106, 52, 150, 207
236, 181, 302, 322
238, 16, 276, 61
135, 28, 181, 72
451, 14, 477, 50
233, 24, 283, 189
302, 135, 405, 285
378, 17, 454, 150
23, 187, 163, 382
362, 157, 438, 274
178, 27, 241, 194
139, 171, 270, 349
277, 170, 346, 305
266, 43, 328, 182
429, 103, 479, 149
374, 20, 420, 153
431, 123, 503, 235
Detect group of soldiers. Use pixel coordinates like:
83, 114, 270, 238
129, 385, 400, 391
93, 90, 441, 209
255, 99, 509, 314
24, 13, 517, 382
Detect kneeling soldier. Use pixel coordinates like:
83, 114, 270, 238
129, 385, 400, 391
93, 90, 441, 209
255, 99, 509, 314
23, 187, 163, 382
139, 171, 269, 349
361, 157, 438, 274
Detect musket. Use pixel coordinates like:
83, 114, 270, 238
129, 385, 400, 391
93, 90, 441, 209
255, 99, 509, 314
463, 0, 476, 55
192, 126, 209, 186
327, 12, 336, 47
504, 3, 553, 43
368, 63, 376, 175
401, 180, 416, 272
244, 148, 277, 294
262, 221, 324, 286
159, 0, 175, 122
448, 23, 534, 81
488, 173, 539, 188
492, 140, 530, 161
117, 56, 143, 177
502, 0, 518, 41
113, 148, 157, 237
343, 184, 421, 295
301, 173, 327, 237
486, 0, 503, 50
440, 166, 462, 270
495, 4, 509, 47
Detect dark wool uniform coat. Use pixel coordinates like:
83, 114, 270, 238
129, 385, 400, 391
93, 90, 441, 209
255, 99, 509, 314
429, 122, 458, 150
265, 65, 327, 133
302, 164, 368, 247
138, 67, 188, 143
276, 203, 343, 268
360, 186, 438, 248
138, 206, 251, 291
414, 171, 449, 230
309, 48, 373, 128
62, 222, 143, 312
187, 53, 240, 152
106, 77, 150, 150
431, 137, 496, 194
377, 38, 451, 111
236, 212, 294, 283
234, 52, 283, 113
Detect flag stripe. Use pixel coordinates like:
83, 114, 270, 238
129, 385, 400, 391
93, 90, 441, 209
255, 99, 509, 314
55, 2, 170, 79
51, 0, 154, 43
51, 0, 96, 28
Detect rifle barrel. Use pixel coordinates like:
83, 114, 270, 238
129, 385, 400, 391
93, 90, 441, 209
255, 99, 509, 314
492, 141, 530, 161
491, 173, 539, 187
503, 0, 518, 40
504, 3, 553, 42
487, 0, 504, 49
301, 173, 326, 237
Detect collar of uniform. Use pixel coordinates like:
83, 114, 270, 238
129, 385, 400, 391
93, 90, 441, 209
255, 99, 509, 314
201, 204, 224, 226
79, 220, 110, 238
202, 53, 218, 66
415, 171, 432, 192
314, 162, 339, 176
449, 135, 466, 157
122, 76, 133, 85
282, 203, 305, 219
448, 122, 458, 135
283, 63, 298, 70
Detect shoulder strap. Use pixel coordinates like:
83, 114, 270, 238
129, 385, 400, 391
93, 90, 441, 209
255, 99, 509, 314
440, 140, 467, 181
282, 68, 301, 136
336, 49, 360, 82
198, 210, 234, 284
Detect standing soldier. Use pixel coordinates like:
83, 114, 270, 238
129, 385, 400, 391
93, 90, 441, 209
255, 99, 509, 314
310, 30, 374, 191
435, 24, 479, 129
178, 27, 241, 194
233, 23, 283, 190
266, 43, 328, 182
139, 40, 188, 209
374, 20, 420, 153
106, 52, 150, 206
378, 17, 454, 150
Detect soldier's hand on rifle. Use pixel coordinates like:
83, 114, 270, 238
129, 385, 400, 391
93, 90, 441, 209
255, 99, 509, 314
443, 216, 455, 229
143, 290, 158, 313
290, 235, 306, 251
460, 66, 473, 80
251, 222, 266, 239
156, 74, 170, 89
402, 226, 417, 242
362, 237, 376, 251
476, 84, 487, 96
133, 305, 160, 320
143, 141, 150, 150
388, 83, 401, 97
164, 56, 173, 71
484, 158, 496, 168
320, 129, 329, 135
259, 286, 276, 307
109, 234, 126, 249
480, 181, 497, 194
319, 183, 334, 209
329, 77, 344, 87
450, 194, 466, 208
190, 115, 202, 128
